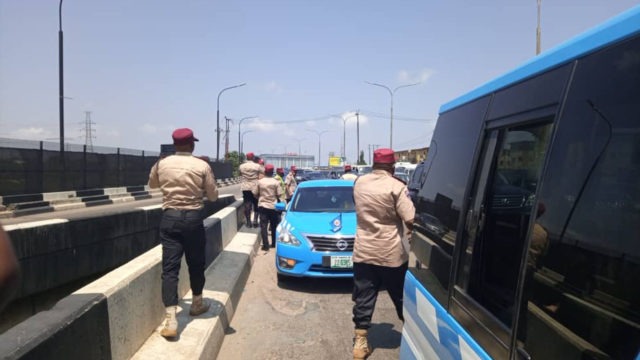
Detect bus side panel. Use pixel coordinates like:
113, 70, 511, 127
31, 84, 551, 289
401, 271, 492, 360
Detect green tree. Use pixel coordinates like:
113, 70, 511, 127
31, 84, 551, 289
226, 151, 245, 177
358, 150, 366, 165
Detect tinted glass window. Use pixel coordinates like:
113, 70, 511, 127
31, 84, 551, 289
409, 96, 490, 307
292, 187, 355, 212
519, 35, 640, 360
305, 172, 326, 180
408, 162, 425, 189
456, 121, 553, 329
487, 64, 572, 121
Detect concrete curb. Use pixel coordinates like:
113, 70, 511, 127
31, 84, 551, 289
131, 230, 260, 360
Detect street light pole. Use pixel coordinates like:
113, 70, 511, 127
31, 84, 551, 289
306, 129, 330, 166
536, 0, 542, 55
216, 83, 246, 161
238, 116, 257, 156
365, 81, 420, 148
58, 0, 64, 153
356, 111, 360, 164
241, 130, 255, 154
343, 112, 359, 164
291, 138, 305, 155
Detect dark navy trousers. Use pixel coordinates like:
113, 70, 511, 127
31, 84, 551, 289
160, 208, 206, 307
352, 261, 408, 329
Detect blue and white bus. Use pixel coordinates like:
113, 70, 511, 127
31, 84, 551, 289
401, 5, 640, 360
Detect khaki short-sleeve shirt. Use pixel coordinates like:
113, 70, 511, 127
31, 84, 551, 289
148, 152, 218, 210
353, 169, 415, 267
239, 161, 262, 192
285, 172, 297, 199
253, 177, 284, 209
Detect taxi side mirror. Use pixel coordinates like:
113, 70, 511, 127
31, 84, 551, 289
275, 202, 286, 211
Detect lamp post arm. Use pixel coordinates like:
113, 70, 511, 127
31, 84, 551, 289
237, 116, 257, 156
393, 82, 421, 94
216, 82, 246, 161
217, 83, 246, 108
365, 81, 392, 96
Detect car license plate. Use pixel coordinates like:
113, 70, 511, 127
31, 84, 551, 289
330, 255, 353, 268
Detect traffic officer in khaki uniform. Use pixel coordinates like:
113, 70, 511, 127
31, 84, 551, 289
351, 148, 415, 359
253, 164, 283, 250
284, 165, 298, 202
341, 164, 358, 180
148, 128, 218, 339
239, 152, 261, 227
275, 167, 286, 195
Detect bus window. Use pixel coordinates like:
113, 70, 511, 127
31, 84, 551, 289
517, 34, 640, 360
455, 119, 553, 352
409, 96, 489, 308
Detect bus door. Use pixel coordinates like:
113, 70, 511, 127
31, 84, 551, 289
452, 115, 555, 359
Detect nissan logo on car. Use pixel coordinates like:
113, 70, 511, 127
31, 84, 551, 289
336, 239, 348, 251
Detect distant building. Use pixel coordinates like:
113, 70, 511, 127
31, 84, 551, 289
258, 153, 315, 168
394, 147, 429, 164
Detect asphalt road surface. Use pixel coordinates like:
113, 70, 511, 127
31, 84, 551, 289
0, 184, 242, 226
217, 247, 404, 360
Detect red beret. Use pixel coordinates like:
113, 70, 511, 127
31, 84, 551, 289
265, 164, 274, 172
276, 167, 284, 173
246, 152, 254, 159
172, 128, 198, 146
344, 165, 352, 171
373, 148, 395, 164
290, 165, 297, 171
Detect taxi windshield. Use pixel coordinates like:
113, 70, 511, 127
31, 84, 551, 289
291, 187, 355, 213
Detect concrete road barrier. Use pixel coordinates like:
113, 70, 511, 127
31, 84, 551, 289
0, 199, 250, 360
132, 230, 259, 360
4, 195, 237, 300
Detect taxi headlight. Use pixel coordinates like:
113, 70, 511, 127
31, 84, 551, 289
277, 228, 301, 246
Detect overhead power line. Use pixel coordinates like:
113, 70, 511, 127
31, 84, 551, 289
359, 109, 435, 122
244, 111, 434, 126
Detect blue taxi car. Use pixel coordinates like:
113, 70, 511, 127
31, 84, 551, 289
275, 180, 355, 279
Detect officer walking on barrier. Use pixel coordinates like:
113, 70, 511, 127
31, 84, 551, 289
350, 148, 415, 359
341, 164, 358, 180
239, 152, 261, 227
253, 164, 283, 250
284, 165, 298, 203
148, 128, 218, 339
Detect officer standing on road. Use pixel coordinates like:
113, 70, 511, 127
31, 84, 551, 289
284, 165, 298, 203
253, 164, 283, 250
350, 148, 415, 359
239, 152, 262, 228
275, 167, 286, 195
341, 165, 358, 180
148, 128, 218, 339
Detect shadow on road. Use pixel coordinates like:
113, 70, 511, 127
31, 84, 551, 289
369, 322, 402, 350
277, 275, 353, 294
